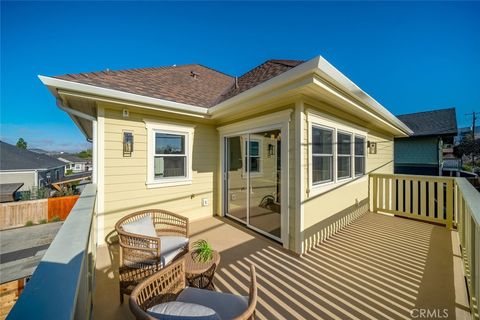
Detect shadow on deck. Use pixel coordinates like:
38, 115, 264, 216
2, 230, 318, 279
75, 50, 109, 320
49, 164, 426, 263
93, 212, 471, 320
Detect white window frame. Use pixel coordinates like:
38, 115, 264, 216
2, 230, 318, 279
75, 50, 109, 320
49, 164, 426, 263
337, 130, 353, 181
311, 125, 334, 185
307, 110, 367, 196
144, 120, 195, 188
354, 135, 366, 177
241, 136, 263, 177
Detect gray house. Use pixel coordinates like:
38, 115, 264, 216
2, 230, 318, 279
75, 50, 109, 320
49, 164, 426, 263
57, 154, 92, 173
0, 141, 66, 191
394, 108, 458, 176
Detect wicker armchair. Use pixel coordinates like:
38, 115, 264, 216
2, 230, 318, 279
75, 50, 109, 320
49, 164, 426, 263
115, 209, 189, 303
130, 258, 257, 320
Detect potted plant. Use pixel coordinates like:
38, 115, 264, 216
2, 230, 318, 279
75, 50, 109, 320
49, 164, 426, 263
192, 239, 214, 262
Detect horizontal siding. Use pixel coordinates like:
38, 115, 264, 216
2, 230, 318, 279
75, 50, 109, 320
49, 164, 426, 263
100, 103, 217, 236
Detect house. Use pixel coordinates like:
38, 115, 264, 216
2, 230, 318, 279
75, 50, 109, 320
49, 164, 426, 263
9, 56, 480, 320
456, 125, 480, 144
0, 141, 66, 191
394, 108, 458, 176
57, 154, 92, 173
38, 56, 412, 254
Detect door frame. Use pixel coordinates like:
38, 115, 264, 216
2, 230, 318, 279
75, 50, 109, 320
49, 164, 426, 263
217, 109, 292, 248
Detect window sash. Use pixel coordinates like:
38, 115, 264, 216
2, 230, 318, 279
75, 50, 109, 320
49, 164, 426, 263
153, 131, 188, 179
312, 155, 333, 184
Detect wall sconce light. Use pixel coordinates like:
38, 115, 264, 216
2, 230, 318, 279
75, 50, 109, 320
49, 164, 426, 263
123, 132, 134, 156
368, 141, 377, 154
268, 143, 275, 157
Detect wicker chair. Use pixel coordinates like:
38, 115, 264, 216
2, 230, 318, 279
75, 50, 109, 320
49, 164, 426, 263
129, 258, 257, 320
116, 209, 189, 303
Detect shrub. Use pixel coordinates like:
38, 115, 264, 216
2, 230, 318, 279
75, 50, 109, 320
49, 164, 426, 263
25, 220, 34, 227
39, 219, 47, 224
50, 215, 61, 222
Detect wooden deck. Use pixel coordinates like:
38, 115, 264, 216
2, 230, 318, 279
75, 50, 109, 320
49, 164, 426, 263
94, 212, 471, 320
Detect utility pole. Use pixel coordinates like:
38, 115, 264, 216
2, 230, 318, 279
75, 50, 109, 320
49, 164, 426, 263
466, 111, 479, 172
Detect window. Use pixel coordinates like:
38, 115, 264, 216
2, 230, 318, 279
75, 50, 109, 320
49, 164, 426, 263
154, 133, 187, 178
337, 132, 352, 179
245, 140, 261, 173
145, 120, 194, 188
312, 126, 333, 184
355, 136, 366, 176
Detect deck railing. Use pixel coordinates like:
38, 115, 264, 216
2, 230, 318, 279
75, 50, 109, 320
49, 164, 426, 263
370, 174, 479, 319
7, 184, 97, 320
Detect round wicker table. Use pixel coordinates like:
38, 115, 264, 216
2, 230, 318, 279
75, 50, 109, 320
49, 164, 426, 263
184, 250, 221, 290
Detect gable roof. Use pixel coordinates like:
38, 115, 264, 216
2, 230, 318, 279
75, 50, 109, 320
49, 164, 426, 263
0, 141, 66, 171
397, 108, 458, 137
52, 60, 305, 108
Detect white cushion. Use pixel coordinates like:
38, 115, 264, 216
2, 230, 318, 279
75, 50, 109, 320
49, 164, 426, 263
159, 236, 189, 267
122, 215, 157, 238
147, 301, 220, 320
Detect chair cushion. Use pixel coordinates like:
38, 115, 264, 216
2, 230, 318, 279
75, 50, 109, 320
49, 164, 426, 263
122, 215, 157, 238
160, 236, 189, 267
147, 301, 220, 320
177, 287, 248, 319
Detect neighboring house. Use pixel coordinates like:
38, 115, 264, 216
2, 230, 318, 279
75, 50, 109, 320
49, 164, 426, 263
456, 125, 480, 144
0, 141, 66, 191
394, 108, 458, 176
39, 56, 412, 254
57, 154, 92, 173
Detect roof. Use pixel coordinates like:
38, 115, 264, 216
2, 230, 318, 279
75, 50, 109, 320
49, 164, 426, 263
0, 183, 23, 203
57, 154, 89, 163
397, 108, 458, 137
52, 60, 305, 108
0, 141, 66, 171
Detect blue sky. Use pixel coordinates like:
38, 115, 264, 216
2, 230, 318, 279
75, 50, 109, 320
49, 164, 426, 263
1, 2, 479, 152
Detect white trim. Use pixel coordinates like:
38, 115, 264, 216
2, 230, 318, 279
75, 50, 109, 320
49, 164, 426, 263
241, 136, 263, 178
144, 120, 195, 188
92, 120, 98, 184
219, 110, 291, 249
39, 76, 208, 115
97, 106, 105, 245
307, 109, 368, 198
295, 100, 305, 254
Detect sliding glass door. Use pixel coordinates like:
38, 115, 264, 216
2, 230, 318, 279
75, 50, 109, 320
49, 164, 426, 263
225, 129, 282, 241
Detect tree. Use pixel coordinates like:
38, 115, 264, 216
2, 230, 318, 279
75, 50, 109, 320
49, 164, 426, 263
16, 138, 27, 149
454, 134, 480, 158
77, 149, 92, 159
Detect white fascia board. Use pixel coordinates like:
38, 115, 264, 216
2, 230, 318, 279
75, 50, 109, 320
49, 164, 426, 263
315, 57, 413, 135
38, 75, 209, 116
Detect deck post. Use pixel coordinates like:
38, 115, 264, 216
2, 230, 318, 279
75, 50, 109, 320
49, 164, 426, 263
372, 175, 378, 213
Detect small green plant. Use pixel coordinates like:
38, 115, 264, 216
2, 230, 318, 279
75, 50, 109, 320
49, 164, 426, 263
39, 219, 47, 224
192, 239, 213, 262
25, 220, 34, 227
50, 215, 61, 222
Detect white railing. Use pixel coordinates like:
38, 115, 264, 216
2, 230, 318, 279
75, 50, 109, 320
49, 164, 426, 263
7, 184, 97, 320
370, 174, 479, 319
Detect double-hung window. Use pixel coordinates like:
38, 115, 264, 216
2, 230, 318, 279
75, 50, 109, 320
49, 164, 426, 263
145, 120, 194, 188
337, 132, 352, 179
354, 135, 366, 176
245, 139, 261, 173
154, 133, 187, 178
312, 126, 333, 184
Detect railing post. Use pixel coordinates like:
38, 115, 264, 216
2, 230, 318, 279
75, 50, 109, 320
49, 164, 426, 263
446, 180, 454, 230
372, 175, 378, 213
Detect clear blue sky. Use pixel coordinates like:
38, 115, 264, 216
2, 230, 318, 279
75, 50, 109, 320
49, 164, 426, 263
1, 2, 479, 152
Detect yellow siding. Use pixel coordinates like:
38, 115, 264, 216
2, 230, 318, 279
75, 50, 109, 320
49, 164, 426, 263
100, 103, 218, 237
300, 102, 394, 253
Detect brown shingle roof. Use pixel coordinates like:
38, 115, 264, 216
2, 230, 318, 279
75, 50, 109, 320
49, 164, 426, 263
53, 59, 305, 108
216, 59, 305, 103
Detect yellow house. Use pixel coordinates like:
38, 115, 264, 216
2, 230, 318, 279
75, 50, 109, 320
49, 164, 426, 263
39, 56, 412, 254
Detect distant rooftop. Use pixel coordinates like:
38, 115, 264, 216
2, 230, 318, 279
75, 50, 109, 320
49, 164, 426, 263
58, 154, 90, 163
397, 108, 458, 137
0, 141, 65, 171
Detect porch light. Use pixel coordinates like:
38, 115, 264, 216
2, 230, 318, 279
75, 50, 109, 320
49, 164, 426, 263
123, 132, 134, 156
268, 143, 275, 156
368, 141, 377, 154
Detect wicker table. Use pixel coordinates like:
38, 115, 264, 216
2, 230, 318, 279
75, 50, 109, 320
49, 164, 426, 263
184, 250, 221, 290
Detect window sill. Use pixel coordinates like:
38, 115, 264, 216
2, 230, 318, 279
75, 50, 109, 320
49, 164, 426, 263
146, 179, 192, 189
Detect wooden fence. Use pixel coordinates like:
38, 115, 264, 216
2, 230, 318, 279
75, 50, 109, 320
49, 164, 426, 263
0, 199, 48, 229
0, 195, 80, 230
48, 195, 79, 220
370, 173, 454, 228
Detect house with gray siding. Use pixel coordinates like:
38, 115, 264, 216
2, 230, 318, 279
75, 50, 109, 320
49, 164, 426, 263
0, 141, 66, 191
394, 108, 458, 176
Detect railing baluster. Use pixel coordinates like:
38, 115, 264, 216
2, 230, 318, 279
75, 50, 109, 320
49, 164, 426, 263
412, 179, 419, 215
438, 182, 444, 221
405, 179, 411, 214
398, 178, 404, 212
420, 180, 427, 218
